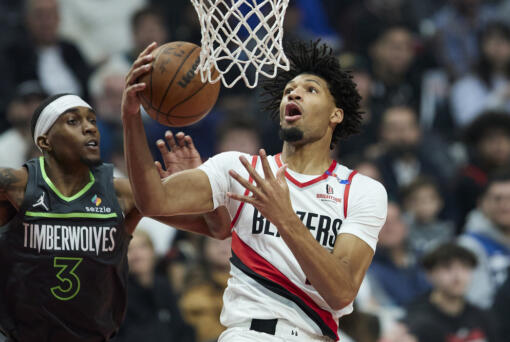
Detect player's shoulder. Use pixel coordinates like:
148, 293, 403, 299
336, 164, 387, 200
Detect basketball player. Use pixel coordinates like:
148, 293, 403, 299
0, 92, 229, 341
122, 41, 388, 342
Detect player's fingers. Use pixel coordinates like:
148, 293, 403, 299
276, 164, 287, 184
156, 139, 171, 162
239, 155, 265, 187
154, 161, 166, 178
229, 169, 259, 195
175, 132, 186, 147
126, 83, 146, 95
184, 135, 196, 150
126, 64, 152, 86
227, 192, 255, 205
138, 41, 158, 58
259, 149, 275, 181
125, 55, 153, 82
164, 131, 178, 151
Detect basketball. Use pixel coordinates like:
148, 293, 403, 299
138, 41, 221, 127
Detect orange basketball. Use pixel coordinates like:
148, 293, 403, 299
138, 41, 221, 127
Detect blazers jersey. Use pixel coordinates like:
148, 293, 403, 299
0, 157, 130, 342
199, 152, 387, 341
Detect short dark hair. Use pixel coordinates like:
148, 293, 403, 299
31, 93, 70, 142
400, 176, 440, 203
131, 6, 165, 31
483, 169, 510, 195
463, 111, 510, 146
422, 242, 477, 271
261, 40, 363, 149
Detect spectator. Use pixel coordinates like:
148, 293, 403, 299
459, 170, 510, 309
405, 242, 499, 342
1, 0, 92, 100
57, 0, 146, 65
0, 81, 47, 168
401, 177, 455, 256
336, 52, 379, 158
88, 57, 130, 162
179, 236, 231, 342
358, 203, 430, 330
492, 266, 510, 341
368, 25, 422, 117
215, 116, 261, 155
432, 0, 498, 79
116, 230, 195, 342
375, 106, 452, 203
451, 22, 510, 128
455, 111, 510, 230
123, 6, 168, 65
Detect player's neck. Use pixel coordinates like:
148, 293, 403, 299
281, 138, 333, 175
43, 156, 92, 198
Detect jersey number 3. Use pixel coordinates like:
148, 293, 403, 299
51, 257, 83, 301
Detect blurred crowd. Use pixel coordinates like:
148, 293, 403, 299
1, 0, 510, 341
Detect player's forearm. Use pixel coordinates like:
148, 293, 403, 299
277, 216, 357, 310
122, 113, 168, 215
0, 200, 16, 226
153, 208, 231, 239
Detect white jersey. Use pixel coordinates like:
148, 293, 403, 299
199, 152, 387, 341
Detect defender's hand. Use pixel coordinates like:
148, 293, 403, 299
155, 131, 202, 179
227, 149, 294, 228
121, 42, 157, 120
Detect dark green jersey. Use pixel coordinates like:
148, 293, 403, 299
0, 157, 131, 342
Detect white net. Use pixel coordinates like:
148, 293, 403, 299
190, 0, 290, 88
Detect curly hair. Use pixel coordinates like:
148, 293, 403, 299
261, 40, 363, 149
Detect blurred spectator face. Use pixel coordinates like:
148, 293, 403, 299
25, 0, 59, 46
380, 106, 420, 151
404, 184, 443, 223
133, 13, 168, 54
128, 231, 156, 277
353, 71, 373, 108
482, 180, 510, 232
378, 203, 408, 248
482, 29, 510, 70
427, 260, 473, 298
217, 129, 260, 154
371, 28, 414, 77
478, 130, 510, 168
203, 237, 231, 271
283, 5, 302, 33
97, 74, 125, 122
356, 161, 382, 182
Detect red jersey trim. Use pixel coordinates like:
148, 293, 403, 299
275, 154, 338, 188
231, 231, 339, 340
343, 171, 358, 218
230, 155, 258, 228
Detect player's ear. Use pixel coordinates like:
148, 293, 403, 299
330, 107, 343, 125
37, 135, 51, 152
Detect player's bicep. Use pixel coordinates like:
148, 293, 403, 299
0, 200, 17, 226
0, 167, 28, 209
332, 233, 374, 292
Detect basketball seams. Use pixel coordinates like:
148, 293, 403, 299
156, 46, 199, 112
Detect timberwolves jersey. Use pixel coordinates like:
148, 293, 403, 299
0, 157, 130, 342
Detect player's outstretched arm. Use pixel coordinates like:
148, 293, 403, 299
121, 43, 215, 218
228, 150, 387, 310
0, 167, 28, 224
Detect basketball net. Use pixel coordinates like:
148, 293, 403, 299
190, 0, 290, 88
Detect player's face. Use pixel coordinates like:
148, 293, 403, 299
279, 74, 342, 145
46, 107, 101, 166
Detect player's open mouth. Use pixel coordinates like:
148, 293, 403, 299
85, 140, 99, 150
285, 103, 302, 122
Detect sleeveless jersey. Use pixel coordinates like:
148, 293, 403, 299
0, 157, 130, 342
198, 152, 387, 341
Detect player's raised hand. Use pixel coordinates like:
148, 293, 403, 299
121, 42, 158, 119
228, 149, 294, 228
155, 131, 202, 179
